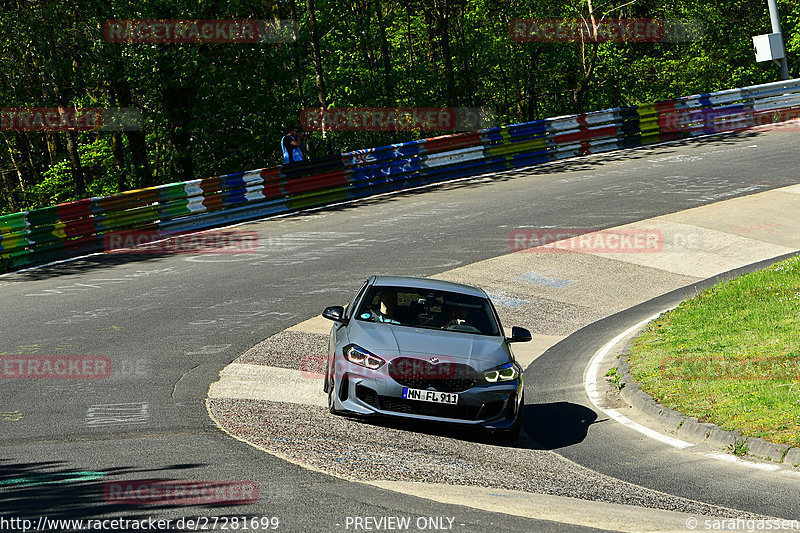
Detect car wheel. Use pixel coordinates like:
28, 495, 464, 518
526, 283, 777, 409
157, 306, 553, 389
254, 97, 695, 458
493, 393, 524, 444
327, 374, 339, 415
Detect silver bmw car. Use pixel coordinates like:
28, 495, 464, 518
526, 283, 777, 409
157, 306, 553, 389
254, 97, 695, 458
322, 275, 531, 442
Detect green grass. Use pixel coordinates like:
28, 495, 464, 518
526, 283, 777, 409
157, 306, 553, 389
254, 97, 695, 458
605, 366, 624, 390
626, 255, 800, 447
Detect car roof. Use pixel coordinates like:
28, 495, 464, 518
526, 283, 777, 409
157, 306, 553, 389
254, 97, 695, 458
370, 275, 487, 298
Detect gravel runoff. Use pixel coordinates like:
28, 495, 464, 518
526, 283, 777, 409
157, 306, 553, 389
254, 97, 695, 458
208, 397, 762, 519
211, 331, 764, 520
238, 331, 328, 370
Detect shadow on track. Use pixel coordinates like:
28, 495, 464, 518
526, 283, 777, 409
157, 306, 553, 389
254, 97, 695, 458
0, 459, 256, 522
523, 402, 604, 450
331, 399, 604, 450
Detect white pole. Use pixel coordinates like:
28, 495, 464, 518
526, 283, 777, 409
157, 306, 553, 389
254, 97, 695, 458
767, 0, 791, 80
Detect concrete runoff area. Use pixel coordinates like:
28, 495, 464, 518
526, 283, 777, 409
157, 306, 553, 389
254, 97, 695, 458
208, 184, 800, 530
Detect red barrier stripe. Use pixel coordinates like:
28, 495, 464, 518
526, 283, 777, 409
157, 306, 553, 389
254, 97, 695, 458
284, 170, 347, 196
55, 199, 93, 221
420, 132, 483, 154
655, 101, 680, 133
95, 189, 159, 212
260, 168, 284, 199
198, 176, 224, 196
201, 193, 226, 211
61, 233, 104, 253
62, 217, 95, 239
554, 124, 616, 144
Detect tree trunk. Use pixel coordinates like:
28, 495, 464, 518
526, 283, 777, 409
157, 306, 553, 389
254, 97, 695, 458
0, 162, 19, 212
2, 133, 27, 196
373, 0, 393, 105
424, 0, 456, 106
45, 133, 60, 166
64, 129, 86, 197
438, 9, 456, 106
306, 0, 328, 110
111, 132, 127, 191
525, 48, 543, 121
290, 0, 303, 105
162, 80, 195, 181
18, 133, 41, 186
306, 0, 330, 151
574, 43, 599, 113
573, 0, 599, 113
110, 75, 153, 188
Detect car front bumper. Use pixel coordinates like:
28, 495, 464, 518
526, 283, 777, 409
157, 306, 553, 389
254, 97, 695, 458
332, 368, 523, 430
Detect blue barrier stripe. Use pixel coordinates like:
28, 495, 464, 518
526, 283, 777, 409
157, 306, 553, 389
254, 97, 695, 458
5, 78, 800, 273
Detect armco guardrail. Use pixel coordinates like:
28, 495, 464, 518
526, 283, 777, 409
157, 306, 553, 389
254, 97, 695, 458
2, 78, 800, 272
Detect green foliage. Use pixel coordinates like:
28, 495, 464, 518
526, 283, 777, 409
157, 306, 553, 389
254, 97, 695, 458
627, 255, 800, 447
605, 366, 624, 390
1, 0, 799, 214
729, 439, 750, 457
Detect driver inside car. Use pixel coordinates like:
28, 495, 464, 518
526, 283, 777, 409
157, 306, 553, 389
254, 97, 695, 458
369, 291, 401, 324
444, 306, 470, 328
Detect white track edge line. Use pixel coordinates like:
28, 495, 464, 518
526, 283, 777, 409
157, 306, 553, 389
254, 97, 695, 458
585, 310, 695, 449
706, 453, 781, 471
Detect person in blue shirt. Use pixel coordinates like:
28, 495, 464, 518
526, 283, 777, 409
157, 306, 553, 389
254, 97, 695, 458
281, 126, 305, 164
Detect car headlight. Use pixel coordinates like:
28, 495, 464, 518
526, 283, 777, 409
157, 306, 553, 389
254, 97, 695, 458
343, 344, 385, 370
483, 362, 519, 383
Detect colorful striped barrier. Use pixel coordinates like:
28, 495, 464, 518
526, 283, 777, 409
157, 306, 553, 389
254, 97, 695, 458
2, 78, 800, 273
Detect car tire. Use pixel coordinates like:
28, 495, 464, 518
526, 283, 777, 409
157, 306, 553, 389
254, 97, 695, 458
493, 393, 524, 444
327, 374, 340, 415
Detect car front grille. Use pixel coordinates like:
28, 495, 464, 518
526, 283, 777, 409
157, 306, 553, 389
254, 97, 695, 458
387, 357, 481, 393
354, 384, 506, 422
479, 399, 506, 420
356, 384, 380, 408
378, 396, 483, 420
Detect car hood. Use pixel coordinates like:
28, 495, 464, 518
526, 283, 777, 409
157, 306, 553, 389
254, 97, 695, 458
346, 319, 511, 368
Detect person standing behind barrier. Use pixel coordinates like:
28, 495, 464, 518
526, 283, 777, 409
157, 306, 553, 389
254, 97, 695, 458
281, 126, 305, 164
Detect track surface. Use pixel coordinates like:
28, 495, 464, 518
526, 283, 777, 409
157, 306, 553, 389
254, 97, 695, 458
525, 257, 800, 520
1, 129, 799, 530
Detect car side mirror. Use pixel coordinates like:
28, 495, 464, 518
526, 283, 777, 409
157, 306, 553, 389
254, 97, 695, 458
507, 326, 532, 343
322, 305, 347, 323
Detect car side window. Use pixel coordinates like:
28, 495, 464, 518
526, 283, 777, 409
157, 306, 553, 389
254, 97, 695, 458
345, 281, 370, 320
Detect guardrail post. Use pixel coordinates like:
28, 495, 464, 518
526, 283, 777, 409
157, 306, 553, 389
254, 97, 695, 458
767, 0, 791, 80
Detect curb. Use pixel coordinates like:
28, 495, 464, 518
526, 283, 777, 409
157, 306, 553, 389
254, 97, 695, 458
617, 338, 799, 466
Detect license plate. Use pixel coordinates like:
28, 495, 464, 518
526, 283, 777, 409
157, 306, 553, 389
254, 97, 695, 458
402, 388, 458, 405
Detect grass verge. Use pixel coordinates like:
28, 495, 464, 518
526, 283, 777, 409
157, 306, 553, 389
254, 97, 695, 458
626, 255, 800, 447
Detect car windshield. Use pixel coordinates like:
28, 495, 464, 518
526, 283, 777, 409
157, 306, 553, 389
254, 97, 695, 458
355, 285, 501, 336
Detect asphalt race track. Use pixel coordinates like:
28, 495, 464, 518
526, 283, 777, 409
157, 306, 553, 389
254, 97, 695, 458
524, 257, 800, 519
1, 128, 799, 531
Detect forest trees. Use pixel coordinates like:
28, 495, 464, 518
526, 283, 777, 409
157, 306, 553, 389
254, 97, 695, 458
0, 0, 796, 215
